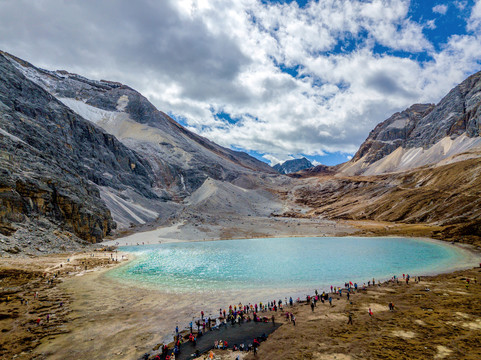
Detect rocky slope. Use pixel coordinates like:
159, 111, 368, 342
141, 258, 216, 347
3, 52, 276, 220
0, 51, 283, 254
292, 154, 481, 244
0, 53, 169, 253
287, 72, 481, 244
340, 71, 481, 175
273, 157, 313, 174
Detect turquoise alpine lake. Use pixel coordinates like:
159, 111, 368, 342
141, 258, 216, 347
107, 237, 470, 293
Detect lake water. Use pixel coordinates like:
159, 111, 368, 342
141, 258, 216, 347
108, 237, 469, 294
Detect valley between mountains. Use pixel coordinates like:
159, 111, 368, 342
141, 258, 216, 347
1, 50, 481, 254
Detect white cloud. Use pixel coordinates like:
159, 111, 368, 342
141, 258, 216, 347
467, 0, 481, 32
433, 4, 448, 15
426, 19, 436, 30
0, 0, 480, 164
262, 154, 294, 166
454, 1, 468, 11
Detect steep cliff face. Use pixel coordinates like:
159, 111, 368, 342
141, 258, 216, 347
350, 104, 435, 164
1, 51, 278, 229
341, 71, 481, 175
0, 53, 159, 247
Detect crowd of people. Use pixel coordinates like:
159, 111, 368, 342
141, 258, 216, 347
147, 273, 432, 359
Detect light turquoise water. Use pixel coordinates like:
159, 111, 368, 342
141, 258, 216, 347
108, 237, 467, 293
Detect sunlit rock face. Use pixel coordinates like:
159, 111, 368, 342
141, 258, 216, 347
341, 71, 481, 176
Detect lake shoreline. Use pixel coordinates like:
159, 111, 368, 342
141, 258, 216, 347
1, 236, 480, 359
106, 236, 481, 295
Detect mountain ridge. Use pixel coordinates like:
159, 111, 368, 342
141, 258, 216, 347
339, 70, 481, 176
0, 51, 282, 254
1, 50, 481, 254
0, 53, 159, 249
273, 157, 313, 174
1, 50, 279, 232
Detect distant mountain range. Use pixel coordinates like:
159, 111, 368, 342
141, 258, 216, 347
273, 157, 313, 174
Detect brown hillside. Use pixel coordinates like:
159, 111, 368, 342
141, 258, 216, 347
292, 154, 481, 246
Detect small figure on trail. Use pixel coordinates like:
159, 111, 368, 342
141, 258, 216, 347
347, 312, 353, 325
368, 308, 373, 320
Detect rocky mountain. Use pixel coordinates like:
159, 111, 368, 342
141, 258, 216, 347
340, 71, 481, 175
0, 52, 163, 252
0, 51, 281, 254
287, 71, 481, 244
1, 51, 279, 230
292, 153, 481, 244
2, 48, 481, 254
273, 157, 313, 174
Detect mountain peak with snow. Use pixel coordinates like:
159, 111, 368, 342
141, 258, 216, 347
273, 157, 313, 174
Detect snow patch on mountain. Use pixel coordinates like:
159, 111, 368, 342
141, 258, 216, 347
116, 95, 129, 111
59, 97, 124, 126
341, 134, 481, 176
9, 60, 60, 92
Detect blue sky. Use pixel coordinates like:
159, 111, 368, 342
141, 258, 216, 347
167, 0, 481, 166
1, 0, 481, 166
